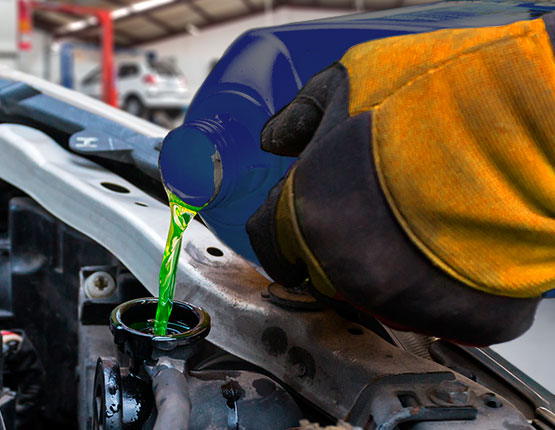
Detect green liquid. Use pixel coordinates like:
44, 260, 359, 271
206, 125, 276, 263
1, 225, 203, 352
131, 319, 190, 335
153, 191, 204, 336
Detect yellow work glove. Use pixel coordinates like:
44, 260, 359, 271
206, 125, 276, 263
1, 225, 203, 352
247, 13, 555, 345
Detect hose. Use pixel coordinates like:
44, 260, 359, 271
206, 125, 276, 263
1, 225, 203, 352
151, 362, 191, 430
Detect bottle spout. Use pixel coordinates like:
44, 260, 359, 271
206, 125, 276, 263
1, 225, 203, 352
159, 124, 222, 209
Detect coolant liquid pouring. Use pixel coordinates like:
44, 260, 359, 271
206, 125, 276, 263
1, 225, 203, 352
153, 190, 203, 336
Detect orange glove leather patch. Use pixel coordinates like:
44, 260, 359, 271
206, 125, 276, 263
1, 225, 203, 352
341, 17, 555, 298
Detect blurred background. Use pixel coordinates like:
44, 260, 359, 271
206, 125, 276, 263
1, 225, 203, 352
5, 0, 432, 128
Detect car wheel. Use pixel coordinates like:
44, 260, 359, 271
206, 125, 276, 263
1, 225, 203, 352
164, 108, 184, 119
123, 96, 144, 117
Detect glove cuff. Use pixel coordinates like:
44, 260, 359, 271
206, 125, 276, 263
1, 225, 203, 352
246, 174, 306, 286
274, 168, 337, 296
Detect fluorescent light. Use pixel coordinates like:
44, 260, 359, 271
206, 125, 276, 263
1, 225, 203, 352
64, 21, 87, 32
111, 7, 132, 19
60, 16, 97, 33
130, 0, 174, 13
56, 0, 177, 35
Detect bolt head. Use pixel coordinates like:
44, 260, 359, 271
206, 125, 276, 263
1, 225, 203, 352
432, 380, 470, 405
85, 271, 116, 299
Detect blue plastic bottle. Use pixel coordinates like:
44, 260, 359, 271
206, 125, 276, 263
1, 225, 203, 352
160, 2, 555, 264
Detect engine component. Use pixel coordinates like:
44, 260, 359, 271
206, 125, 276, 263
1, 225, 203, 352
0, 195, 120, 428
93, 355, 304, 430
92, 357, 154, 430
148, 361, 190, 430
104, 297, 210, 430
92, 296, 304, 430
430, 340, 555, 428
347, 372, 479, 429
296, 421, 361, 430
0, 332, 16, 430
1, 330, 43, 430
109, 297, 210, 361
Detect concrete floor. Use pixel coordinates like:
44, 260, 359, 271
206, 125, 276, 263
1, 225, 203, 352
491, 299, 555, 393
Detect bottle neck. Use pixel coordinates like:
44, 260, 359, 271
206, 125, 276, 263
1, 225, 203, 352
160, 116, 244, 210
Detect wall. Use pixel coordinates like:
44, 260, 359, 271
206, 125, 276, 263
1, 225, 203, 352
139, 7, 355, 95
0, 0, 18, 70
0, 0, 16, 54
17, 28, 54, 79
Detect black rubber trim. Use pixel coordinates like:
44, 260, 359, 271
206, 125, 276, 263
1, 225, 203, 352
247, 177, 308, 286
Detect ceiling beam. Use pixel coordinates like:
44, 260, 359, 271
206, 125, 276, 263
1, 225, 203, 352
240, 0, 258, 13
102, 0, 177, 33
98, 0, 127, 6
113, 27, 143, 44
52, 0, 361, 43
32, 13, 61, 32
77, 24, 142, 45
142, 13, 178, 33
287, 0, 320, 7
187, 1, 214, 22
122, 0, 368, 47
39, 7, 90, 20
55, 0, 206, 39
81, 33, 134, 47
275, 0, 358, 10
125, 7, 270, 46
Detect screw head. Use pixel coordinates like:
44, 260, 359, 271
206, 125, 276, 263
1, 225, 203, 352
481, 393, 503, 408
85, 271, 116, 299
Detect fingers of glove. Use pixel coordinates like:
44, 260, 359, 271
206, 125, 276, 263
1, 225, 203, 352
246, 177, 308, 286
261, 63, 348, 157
261, 100, 323, 157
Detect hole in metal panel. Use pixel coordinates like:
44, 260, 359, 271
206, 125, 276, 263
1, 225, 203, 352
101, 182, 130, 194
207, 247, 223, 257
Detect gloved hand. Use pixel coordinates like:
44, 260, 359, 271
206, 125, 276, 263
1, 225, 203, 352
247, 13, 555, 345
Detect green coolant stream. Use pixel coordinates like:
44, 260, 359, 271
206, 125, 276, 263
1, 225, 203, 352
153, 191, 204, 336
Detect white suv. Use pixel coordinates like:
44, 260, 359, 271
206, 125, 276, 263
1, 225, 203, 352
80, 59, 191, 118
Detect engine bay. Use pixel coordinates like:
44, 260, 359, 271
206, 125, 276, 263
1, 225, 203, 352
0, 70, 551, 430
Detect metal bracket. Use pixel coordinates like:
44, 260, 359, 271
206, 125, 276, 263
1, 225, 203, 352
0, 123, 540, 429
347, 372, 478, 429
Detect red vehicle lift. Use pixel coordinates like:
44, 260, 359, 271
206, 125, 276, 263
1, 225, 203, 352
30, 1, 117, 107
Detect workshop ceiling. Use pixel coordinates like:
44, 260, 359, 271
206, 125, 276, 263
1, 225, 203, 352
33, 0, 429, 47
